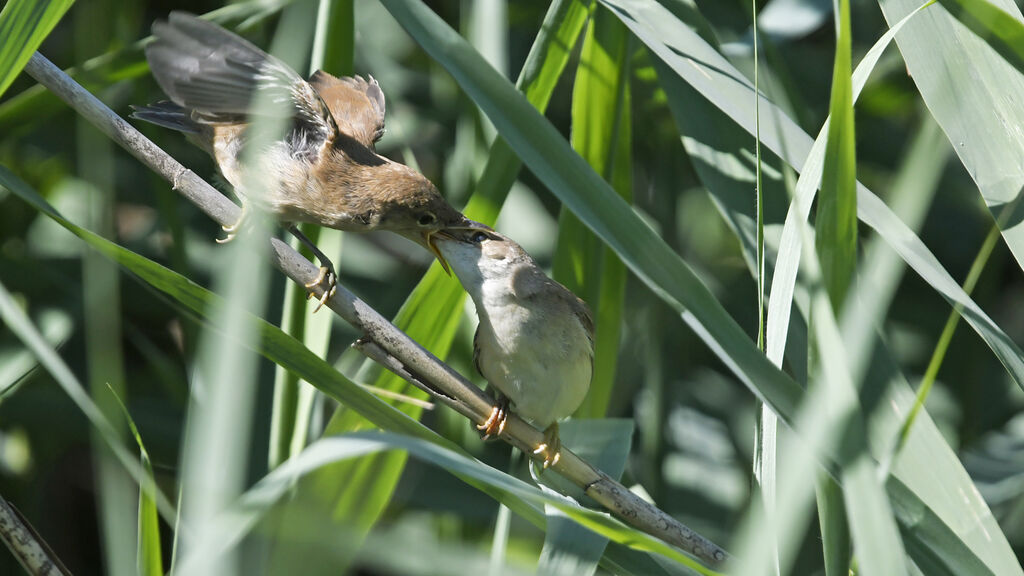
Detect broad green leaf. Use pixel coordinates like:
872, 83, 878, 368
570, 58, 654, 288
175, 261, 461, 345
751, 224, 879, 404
537, 419, 634, 576
816, 0, 857, 312
176, 431, 724, 576
876, 0, 1024, 276
0, 0, 73, 98
377, 0, 806, 447
624, 1, 1018, 573
291, 2, 593, 571
935, 0, 1024, 75
555, 4, 630, 419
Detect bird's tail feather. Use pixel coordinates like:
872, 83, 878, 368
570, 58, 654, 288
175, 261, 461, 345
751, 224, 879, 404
130, 101, 201, 134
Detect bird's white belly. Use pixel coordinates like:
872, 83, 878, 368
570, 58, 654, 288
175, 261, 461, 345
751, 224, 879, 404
477, 304, 591, 428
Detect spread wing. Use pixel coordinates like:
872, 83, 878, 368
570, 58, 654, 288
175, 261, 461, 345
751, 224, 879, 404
309, 71, 386, 149
145, 12, 336, 150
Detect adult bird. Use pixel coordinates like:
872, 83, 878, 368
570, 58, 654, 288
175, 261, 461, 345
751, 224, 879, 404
133, 12, 473, 309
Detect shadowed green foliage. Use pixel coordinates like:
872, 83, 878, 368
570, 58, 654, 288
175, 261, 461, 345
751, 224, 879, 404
3, 0, 1024, 574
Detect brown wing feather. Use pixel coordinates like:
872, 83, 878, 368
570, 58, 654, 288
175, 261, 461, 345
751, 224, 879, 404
309, 70, 386, 149
516, 268, 595, 348
472, 325, 485, 378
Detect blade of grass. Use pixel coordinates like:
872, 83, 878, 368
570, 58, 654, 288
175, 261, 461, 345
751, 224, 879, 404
106, 385, 164, 576
176, 7, 320, 572
555, 4, 630, 419
749, 3, 780, 573
469, 0, 507, 142
268, 0, 352, 471
814, 0, 858, 571
844, 114, 950, 381
0, 0, 73, 98
265, 4, 350, 572
75, 4, 136, 574
816, 0, 857, 313
884, 219, 1005, 472
0, 308, 72, 398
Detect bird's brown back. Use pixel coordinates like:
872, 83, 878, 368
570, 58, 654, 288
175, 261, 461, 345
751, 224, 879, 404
308, 71, 386, 150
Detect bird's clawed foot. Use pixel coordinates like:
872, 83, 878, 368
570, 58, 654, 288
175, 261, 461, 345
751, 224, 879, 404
305, 263, 338, 313
533, 423, 561, 469
477, 396, 509, 440
287, 225, 338, 313
216, 202, 249, 244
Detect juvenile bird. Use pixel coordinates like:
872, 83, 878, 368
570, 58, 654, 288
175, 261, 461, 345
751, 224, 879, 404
435, 227, 594, 468
133, 12, 472, 308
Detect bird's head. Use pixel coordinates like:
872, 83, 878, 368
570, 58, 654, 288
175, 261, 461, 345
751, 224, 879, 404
382, 169, 481, 274
432, 225, 534, 287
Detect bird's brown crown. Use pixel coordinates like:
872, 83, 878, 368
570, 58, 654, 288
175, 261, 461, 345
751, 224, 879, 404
371, 165, 468, 232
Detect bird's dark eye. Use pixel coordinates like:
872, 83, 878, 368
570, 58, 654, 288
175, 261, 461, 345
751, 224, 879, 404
418, 212, 437, 226
470, 231, 489, 244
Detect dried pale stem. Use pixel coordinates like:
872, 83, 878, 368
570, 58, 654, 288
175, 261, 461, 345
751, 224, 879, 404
0, 494, 71, 576
22, 52, 727, 567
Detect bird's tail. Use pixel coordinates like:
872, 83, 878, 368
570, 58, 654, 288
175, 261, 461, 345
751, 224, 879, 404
130, 101, 201, 134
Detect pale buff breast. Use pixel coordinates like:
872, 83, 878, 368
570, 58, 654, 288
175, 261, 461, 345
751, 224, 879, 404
212, 135, 353, 226
476, 298, 592, 428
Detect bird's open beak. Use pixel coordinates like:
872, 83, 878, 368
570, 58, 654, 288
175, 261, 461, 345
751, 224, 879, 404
416, 219, 490, 275
422, 229, 452, 276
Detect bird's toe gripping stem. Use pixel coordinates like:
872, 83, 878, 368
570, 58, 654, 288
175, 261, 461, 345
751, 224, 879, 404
477, 396, 510, 440
533, 423, 561, 469
305, 264, 338, 313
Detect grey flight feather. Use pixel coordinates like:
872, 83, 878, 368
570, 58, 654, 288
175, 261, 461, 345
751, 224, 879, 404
129, 101, 201, 134
145, 11, 336, 147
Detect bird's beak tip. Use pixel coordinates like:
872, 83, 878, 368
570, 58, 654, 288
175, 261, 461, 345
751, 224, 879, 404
423, 230, 452, 276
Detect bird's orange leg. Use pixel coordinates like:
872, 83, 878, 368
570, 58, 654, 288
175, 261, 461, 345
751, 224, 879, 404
533, 423, 561, 469
477, 395, 510, 440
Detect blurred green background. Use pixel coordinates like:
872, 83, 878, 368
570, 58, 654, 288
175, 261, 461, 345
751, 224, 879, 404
2, 0, 1024, 574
